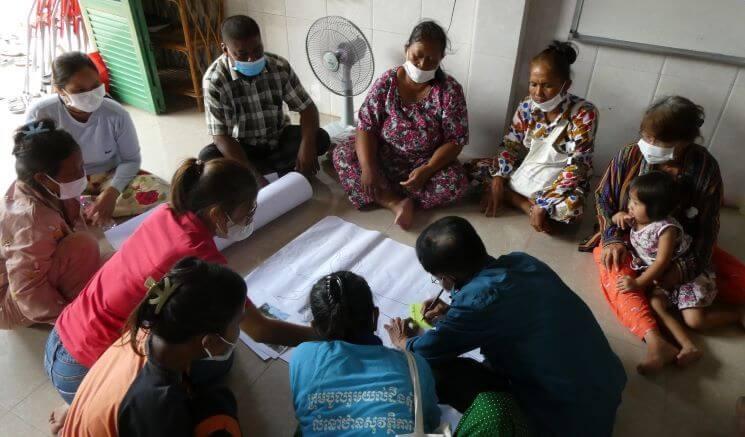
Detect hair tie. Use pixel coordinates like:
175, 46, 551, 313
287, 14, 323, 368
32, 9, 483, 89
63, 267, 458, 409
195, 159, 205, 174
325, 274, 344, 305
21, 123, 49, 137
144, 276, 177, 315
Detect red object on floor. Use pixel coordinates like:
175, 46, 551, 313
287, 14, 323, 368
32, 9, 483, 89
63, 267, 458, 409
88, 51, 111, 94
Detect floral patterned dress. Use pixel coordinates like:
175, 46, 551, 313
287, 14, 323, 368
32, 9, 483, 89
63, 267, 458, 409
630, 217, 717, 310
467, 94, 597, 223
332, 68, 469, 209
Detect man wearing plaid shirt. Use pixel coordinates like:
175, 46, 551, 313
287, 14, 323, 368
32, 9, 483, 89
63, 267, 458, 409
200, 15, 330, 176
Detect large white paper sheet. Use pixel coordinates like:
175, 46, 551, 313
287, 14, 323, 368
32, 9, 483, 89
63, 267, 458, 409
241, 216, 483, 362
104, 172, 313, 250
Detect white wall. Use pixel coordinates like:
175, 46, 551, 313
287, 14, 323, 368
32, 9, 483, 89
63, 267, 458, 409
516, 0, 745, 208
223, 0, 529, 157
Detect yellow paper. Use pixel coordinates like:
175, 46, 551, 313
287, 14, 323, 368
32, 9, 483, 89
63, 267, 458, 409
409, 303, 433, 330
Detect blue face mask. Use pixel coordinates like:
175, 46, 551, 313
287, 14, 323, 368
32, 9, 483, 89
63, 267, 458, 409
233, 56, 266, 77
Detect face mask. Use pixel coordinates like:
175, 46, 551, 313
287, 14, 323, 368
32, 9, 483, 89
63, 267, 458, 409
531, 82, 567, 112
637, 138, 674, 164
65, 84, 106, 113
44, 174, 87, 200
225, 213, 254, 242
403, 60, 437, 84
233, 56, 266, 77
203, 335, 236, 362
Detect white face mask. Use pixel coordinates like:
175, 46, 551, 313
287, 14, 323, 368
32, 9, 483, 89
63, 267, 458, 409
202, 335, 236, 362
225, 213, 254, 242
531, 83, 567, 113
637, 138, 674, 164
403, 61, 437, 84
44, 174, 88, 200
65, 84, 106, 113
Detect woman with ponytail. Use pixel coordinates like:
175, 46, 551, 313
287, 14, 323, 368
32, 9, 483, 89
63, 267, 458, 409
469, 41, 599, 234
0, 119, 100, 329
60, 257, 245, 437
45, 156, 317, 432
289, 271, 442, 436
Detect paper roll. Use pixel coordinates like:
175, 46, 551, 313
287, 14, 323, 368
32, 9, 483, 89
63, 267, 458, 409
106, 172, 313, 251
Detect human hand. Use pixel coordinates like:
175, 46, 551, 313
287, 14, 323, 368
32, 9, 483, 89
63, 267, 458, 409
84, 187, 118, 228
384, 317, 415, 350
601, 242, 627, 271
421, 298, 449, 325
616, 275, 639, 292
481, 176, 505, 217
295, 141, 319, 176
612, 212, 634, 230
656, 264, 683, 290
529, 205, 551, 233
361, 165, 382, 198
400, 165, 433, 192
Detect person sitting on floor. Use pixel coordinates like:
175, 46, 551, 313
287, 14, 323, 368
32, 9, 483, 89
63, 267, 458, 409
59, 257, 244, 436
290, 271, 441, 436
0, 119, 100, 330
200, 14, 330, 177
26, 52, 169, 227
45, 157, 317, 430
332, 20, 469, 229
385, 216, 627, 436
468, 41, 598, 234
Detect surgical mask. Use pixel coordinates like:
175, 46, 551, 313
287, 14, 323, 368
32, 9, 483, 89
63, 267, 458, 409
637, 138, 674, 164
44, 174, 88, 200
203, 335, 236, 362
403, 61, 437, 84
225, 214, 254, 242
531, 83, 567, 112
65, 84, 106, 113
233, 56, 266, 77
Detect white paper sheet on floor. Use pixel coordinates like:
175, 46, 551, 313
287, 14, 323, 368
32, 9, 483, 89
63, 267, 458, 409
240, 215, 484, 363
104, 172, 313, 250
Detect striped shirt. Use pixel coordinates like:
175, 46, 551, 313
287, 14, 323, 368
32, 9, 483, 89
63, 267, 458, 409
203, 53, 313, 150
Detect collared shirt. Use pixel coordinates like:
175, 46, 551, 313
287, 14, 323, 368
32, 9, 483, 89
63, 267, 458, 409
203, 53, 313, 149
0, 181, 84, 329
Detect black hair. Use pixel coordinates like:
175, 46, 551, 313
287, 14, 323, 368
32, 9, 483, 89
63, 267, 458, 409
405, 20, 450, 82
640, 95, 705, 143
416, 216, 488, 280
51, 51, 98, 89
309, 271, 375, 341
170, 157, 259, 219
12, 119, 80, 186
531, 40, 577, 82
126, 257, 246, 355
630, 171, 679, 221
221, 15, 261, 42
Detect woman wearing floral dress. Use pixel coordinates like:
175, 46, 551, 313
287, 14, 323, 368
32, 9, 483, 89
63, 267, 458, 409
468, 41, 598, 234
332, 21, 469, 229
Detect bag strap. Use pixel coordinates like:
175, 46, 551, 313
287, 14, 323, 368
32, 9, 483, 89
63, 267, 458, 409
403, 350, 425, 435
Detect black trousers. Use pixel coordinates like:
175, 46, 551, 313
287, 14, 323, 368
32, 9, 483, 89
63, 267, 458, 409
430, 357, 508, 413
199, 125, 331, 174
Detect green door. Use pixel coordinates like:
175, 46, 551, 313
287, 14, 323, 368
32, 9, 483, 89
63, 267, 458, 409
79, 0, 165, 113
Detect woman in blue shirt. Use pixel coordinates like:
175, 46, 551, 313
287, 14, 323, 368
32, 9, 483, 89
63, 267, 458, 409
289, 271, 441, 436
386, 216, 627, 437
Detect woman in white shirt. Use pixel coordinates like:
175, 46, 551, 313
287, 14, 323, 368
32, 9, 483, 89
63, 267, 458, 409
26, 52, 168, 226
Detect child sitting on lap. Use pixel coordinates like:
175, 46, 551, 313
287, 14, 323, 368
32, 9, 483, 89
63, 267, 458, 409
616, 171, 745, 366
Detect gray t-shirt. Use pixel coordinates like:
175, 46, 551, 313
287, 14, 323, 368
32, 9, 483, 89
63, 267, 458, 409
26, 95, 141, 193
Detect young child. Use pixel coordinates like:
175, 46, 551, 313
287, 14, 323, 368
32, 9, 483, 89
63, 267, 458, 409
615, 171, 745, 366
289, 271, 441, 436
59, 257, 244, 436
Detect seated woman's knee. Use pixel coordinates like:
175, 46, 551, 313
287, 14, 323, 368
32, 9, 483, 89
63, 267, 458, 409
58, 232, 100, 259
682, 308, 706, 330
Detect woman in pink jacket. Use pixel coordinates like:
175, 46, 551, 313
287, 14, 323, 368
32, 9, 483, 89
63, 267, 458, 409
0, 119, 100, 329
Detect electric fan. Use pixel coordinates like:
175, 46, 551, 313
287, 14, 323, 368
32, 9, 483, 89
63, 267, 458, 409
306, 16, 374, 138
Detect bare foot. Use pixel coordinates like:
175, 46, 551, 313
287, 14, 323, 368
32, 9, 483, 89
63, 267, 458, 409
392, 197, 415, 230
637, 338, 679, 375
676, 345, 703, 367
49, 403, 69, 436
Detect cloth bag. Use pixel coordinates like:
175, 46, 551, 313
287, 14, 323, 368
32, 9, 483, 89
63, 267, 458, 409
398, 351, 452, 437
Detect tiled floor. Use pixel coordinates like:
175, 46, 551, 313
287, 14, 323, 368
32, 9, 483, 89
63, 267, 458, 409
1, 93, 745, 436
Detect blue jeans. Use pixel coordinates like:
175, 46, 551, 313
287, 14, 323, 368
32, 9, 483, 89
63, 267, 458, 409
44, 327, 89, 404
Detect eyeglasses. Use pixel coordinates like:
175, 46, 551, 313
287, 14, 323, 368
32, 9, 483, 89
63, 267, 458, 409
430, 276, 441, 286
